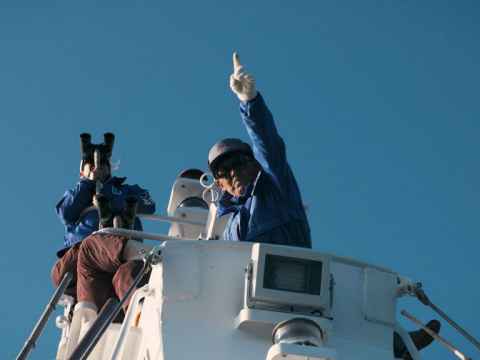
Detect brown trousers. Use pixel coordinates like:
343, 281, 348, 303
76, 233, 144, 311
51, 244, 80, 298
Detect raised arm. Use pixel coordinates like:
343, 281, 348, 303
230, 53, 288, 186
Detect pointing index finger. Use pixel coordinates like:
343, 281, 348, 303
233, 52, 242, 73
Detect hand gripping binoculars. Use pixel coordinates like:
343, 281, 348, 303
95, 195, 139, 230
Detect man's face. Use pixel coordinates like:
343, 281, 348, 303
82, 162, 111, 182
214, 153, 259, 197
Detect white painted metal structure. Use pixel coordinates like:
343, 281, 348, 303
54, 174, 422, 360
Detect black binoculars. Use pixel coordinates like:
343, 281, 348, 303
96, 195, 138, 230
80, 132, 115, 167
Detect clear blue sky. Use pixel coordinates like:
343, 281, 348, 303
1, 2, 478, 359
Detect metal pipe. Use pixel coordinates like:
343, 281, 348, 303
429, 300, 480, 352
16, 272, 73, 360
138, 213, 206, 227
401, 310, 471, 360
97, 227, 196, 242
415, 288, 480, 351
109, 287, 150, 360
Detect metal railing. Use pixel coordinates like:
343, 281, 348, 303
16, 272, 73, 360
96, 227, 196, 241
138, 213, 206, 227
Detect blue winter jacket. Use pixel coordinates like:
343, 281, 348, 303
217, 93, 311, 248
56, 176, 156, 256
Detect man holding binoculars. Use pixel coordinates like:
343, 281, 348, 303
51, 133, 155, 312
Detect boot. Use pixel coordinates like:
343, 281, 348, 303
403, 319, 441, 360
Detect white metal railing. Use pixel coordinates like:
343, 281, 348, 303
109, 286, 152, 359
138, 213, 205, 227
96, 227, 197, 242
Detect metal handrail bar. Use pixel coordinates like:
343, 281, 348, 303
414, 287, 480, 351
138, 213, 206, 227
78, 211, 206, 227
16, 272, 73, 360
430, 301, 480, 352
96, 227, 196, 242
401, 310, 471, 360
109, 286, 150, 360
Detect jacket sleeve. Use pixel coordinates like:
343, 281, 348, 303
239, 92, 288, 189
56, 179, 96, 225
127, 185, 156, 214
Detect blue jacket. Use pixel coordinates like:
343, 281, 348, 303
217, 93, 311, 248
56, 176, 155, 256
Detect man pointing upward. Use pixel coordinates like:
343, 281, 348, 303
208, 52, 311, 248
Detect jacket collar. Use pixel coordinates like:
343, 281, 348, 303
80, 175, 127, 186
109, 176, 127, 186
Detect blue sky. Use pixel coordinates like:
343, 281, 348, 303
1, 1, 478, 359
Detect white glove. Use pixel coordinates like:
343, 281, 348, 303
229, 52, 257, 102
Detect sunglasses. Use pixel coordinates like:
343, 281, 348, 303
214, 154, 254, 179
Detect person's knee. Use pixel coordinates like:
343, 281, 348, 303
113, 260, 143, 288
112, 260, 145, 311
77, 235, 99, 265
50, 262, 62, 287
